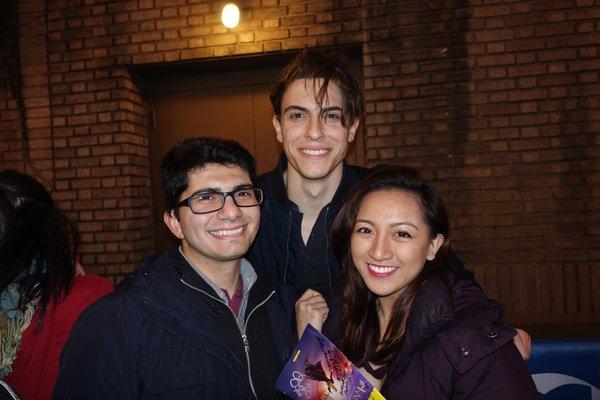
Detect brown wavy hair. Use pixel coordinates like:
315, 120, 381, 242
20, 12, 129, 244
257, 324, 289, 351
330, 166, 451, 367
270, 48, 362, 128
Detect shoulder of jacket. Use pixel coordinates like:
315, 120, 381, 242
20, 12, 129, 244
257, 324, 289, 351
344, 163, 369, 180
98, 262, 161, 313
255, 169, 273, 188
436, 301, 516, 374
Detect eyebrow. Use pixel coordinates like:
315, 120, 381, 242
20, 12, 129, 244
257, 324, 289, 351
283, 105, 343, 114
191, 183, 254, 195
283, 105, 309, 114
355, 219, 421, 230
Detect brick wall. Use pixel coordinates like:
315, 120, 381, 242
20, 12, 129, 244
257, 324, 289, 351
1, 0, 598, 328
0, 1, 24, 171
360, 1, 599, 322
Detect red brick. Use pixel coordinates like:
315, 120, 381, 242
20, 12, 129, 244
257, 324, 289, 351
156, 39, 188, 51
255, 29, 290, 41
132, 53, 164, 64
282, 15, 315, 26
205, 34, 237, 46
473, 4, 512, 18
156, 18, 187, 29
262, 19, 281, 29
252, 6, 288, 18
307, 23, 341, 36
478, 54, 516, 67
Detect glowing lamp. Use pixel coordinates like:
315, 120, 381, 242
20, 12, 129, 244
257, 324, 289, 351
221, 3, 240, 29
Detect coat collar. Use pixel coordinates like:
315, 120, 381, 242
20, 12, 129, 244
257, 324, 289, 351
131, 253, 254, 395
151, 247, 277, 316
265, 152, 363, 210
384, 269, 511, 383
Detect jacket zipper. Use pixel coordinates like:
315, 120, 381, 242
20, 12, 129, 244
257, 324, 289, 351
180, 278, 275, 399
283, 210, 292, 285
324, 206, 333, 292
240, 290, 275, 399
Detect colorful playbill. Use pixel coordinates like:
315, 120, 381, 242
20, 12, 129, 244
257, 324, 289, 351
276, 324, 386, 400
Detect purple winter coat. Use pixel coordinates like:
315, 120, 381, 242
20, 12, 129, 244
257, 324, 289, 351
326, 268, 538, 400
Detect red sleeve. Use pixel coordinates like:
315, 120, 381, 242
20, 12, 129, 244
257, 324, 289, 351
4, 274, 114, 400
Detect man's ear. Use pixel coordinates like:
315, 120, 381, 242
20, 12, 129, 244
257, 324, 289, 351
426, 234, 445, 261
163, 210, 184, 240
347, 118, 359, 143
273, 114, 283, 144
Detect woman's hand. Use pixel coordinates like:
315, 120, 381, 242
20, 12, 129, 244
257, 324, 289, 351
513, 328, 532, 361
295, 289, 329, 338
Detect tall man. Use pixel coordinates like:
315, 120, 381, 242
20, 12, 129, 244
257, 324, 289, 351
247, 49, 531, 357
249, 49, 370, 299
54, 138, 292, 399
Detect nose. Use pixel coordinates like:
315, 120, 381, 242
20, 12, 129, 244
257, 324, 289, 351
305, 113, 325, 141
217, 194, 243, 220
368, 233, 392, 261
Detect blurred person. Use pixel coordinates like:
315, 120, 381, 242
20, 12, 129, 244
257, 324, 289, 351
0, 170, 113, 400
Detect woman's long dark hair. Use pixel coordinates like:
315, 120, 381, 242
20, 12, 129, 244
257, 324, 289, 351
0, 170, 78, 313
331, 166, 451, 368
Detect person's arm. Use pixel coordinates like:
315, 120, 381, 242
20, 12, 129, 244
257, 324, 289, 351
513, 328, 531, 360
52, 299, 136, 400
454, 341, 538, 400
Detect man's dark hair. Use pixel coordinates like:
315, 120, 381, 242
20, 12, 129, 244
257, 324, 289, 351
270, 49, 362, 127
161, 137, 257, 211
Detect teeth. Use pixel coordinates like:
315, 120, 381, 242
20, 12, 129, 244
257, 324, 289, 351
210, 227, 243, 237
301, 149, 328, 156
368, 264, 397, 274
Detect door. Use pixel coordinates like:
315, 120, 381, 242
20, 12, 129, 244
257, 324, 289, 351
146, 61, 364, 253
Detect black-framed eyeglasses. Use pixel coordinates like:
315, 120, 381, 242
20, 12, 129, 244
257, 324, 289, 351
173, 187, 263, 215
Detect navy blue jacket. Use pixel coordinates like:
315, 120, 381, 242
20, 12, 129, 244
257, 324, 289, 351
53, 248, 293, 399
248, 153, 371, 298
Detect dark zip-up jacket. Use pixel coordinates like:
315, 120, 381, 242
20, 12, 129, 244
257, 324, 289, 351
248, 154, 471, 300
248, 153, 371, 299
53, 248, 293, 399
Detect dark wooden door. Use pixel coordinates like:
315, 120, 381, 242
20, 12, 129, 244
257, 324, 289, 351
146, 63, 364, 253
148, 69, 282, 252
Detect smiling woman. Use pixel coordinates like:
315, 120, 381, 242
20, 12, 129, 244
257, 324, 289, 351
350, 189, 444, 314
324, 166, 538, 400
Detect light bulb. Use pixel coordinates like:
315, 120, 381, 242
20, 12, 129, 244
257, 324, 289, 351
221, 3, 240, 29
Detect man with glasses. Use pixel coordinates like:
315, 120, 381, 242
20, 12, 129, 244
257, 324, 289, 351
54, 137, 292, 399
